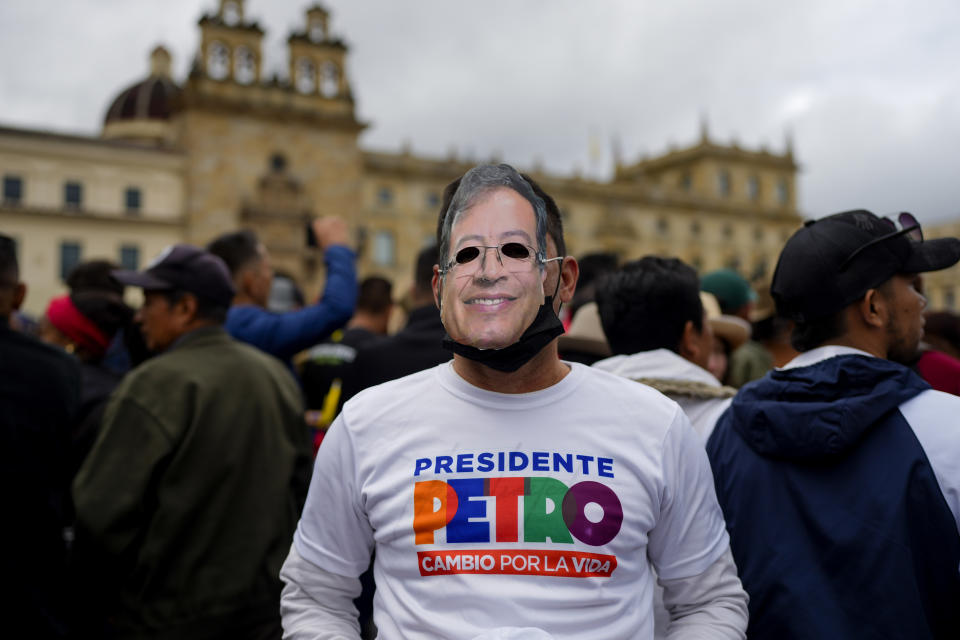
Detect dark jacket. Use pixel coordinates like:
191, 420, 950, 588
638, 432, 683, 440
224, 245, 357, 363
707, 354, 960, 639
70, 360, 121, 478
1, 324, 80, 637
300, 326, 380, 410
342, 304, 451, 402
73, 327, 312, 639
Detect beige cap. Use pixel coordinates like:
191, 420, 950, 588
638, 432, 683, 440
558, 302, 611, 357
701, 292, 750, 349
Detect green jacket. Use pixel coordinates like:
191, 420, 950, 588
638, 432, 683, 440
73, 327, 312, 638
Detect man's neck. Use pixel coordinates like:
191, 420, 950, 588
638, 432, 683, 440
452, 341, 570, 393
821, 334, 885, 359
348, 313, 385, 335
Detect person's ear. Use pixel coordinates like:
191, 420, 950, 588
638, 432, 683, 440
678, 319, 701, 361
12, 282, 26, 311
431, 265, 442, 310
858, 288, 887, 329
556, 256, 579, 305
176, 293, 199, 325
239, 267, 256, 295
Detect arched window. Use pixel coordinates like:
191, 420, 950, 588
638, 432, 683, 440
373, 230, 396, 266
717, 169, 731, 197
295, 58, 316, 94
776, 179, 790, 205
320, 61, 339, 98
309, 20, 325, 43
234, 46, 255, 85
208, 41, 230, 80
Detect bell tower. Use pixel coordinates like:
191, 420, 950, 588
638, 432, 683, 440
287, 5, 353, 103
197, 0, 264, 85
178, 2, 366, 297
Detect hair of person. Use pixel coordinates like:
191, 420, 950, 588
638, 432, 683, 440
925, 310, 960, 351
789, 279, 895, 352
159, 289, 229, 324
415, 244, 439, 292
356, 276, 393, 314
71, 291, 133, 339
0, 233, 18, 285
521, 172, 566, 259
206, 229, 261, 276
595, 256, 704, 356
66, 259, 124, 296
575, 252, 618, 290
435, 164, 551, 273
569, 251, 618, 316
790, 311, 846, 352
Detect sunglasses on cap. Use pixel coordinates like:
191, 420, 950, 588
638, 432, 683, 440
839, 212, 922, 272
440, 242, 562, 274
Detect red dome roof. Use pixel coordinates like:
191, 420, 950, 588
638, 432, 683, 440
104, 75, 181, 125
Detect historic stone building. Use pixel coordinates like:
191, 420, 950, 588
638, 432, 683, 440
1, 0, 954, 316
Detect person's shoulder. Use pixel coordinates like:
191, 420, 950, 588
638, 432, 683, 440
901, 387, 960, 421
342, 365, 441, 419
351, 364, 439, 400
1, 328, 80, 393
224, 336, 299, 383
919, 349, 960, 371
225, 303, 266, 327
581, 363, 678, 399
577, 364, 684, 423
2, 328, 77, 369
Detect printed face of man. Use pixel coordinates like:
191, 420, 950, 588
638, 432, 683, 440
437, 187, 546, 350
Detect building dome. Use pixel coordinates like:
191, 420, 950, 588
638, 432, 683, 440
104, 76, 180, 124
102, 46, 181, 144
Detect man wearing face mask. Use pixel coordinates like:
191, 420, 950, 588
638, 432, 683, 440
280, 164, 748, 640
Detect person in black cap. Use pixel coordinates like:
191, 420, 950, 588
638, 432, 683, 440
706, 210, 960, 638
72, 244, 313, 639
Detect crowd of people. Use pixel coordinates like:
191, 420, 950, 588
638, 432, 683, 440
2, 162, 960, 639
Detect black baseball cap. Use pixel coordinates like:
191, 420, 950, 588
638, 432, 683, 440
771, 209, 960, 323
112, 244, 236, 307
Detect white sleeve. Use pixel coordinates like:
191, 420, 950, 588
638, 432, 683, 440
280, 543, 363, 640
648, 407, 730, 580
293, 412, 374, 577
900, 389, 960, 534
659, 548, 748, 639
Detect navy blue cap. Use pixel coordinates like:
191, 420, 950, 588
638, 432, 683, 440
771, 210, 960, 323
112, 244, 236, 307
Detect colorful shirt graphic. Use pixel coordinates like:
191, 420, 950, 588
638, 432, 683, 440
413, 451, 623, 578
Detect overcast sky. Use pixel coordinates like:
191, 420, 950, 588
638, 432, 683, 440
1, 0, 958, 224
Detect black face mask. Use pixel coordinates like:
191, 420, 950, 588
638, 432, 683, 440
441, 296, 565, 373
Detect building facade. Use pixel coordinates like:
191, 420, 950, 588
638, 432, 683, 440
2, 0, 954, 317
